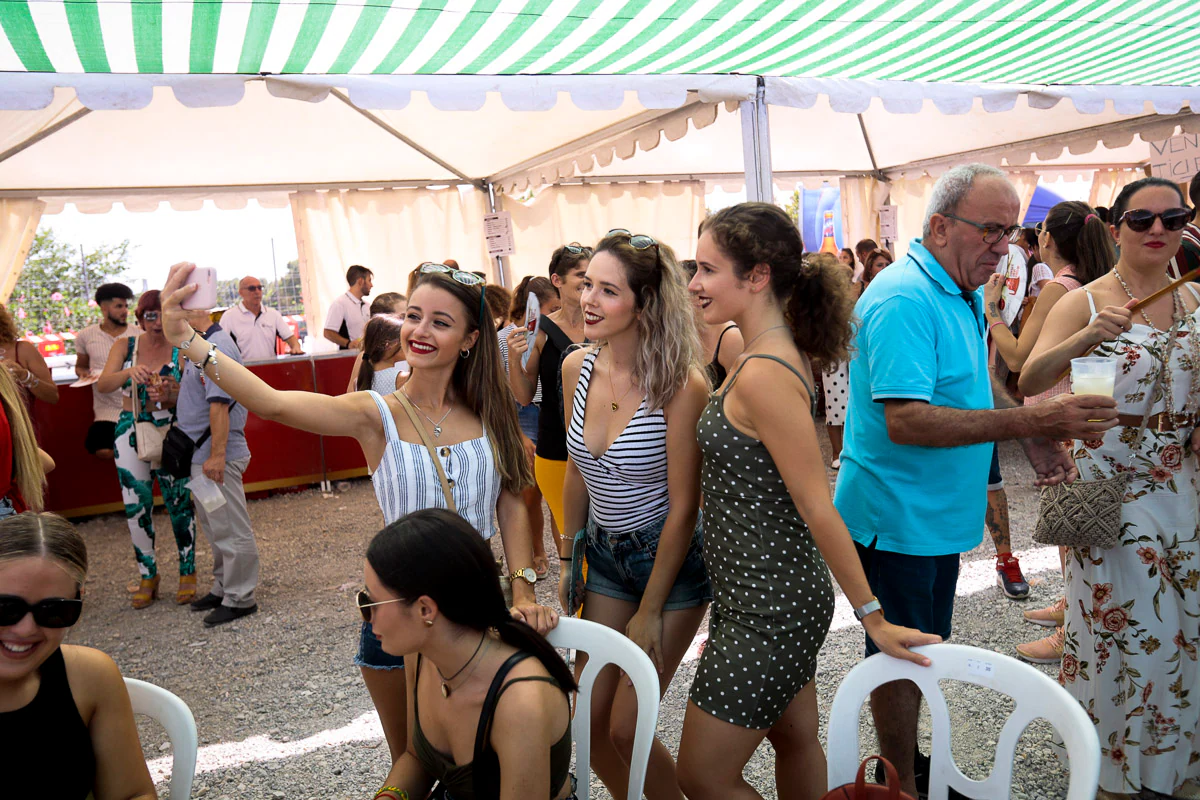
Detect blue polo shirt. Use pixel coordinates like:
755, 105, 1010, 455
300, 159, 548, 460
833, 239, 992, 557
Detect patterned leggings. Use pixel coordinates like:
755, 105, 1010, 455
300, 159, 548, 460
114, 412, 197, 579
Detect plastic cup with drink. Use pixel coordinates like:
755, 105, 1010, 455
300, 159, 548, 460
1071, 357, 1117, 423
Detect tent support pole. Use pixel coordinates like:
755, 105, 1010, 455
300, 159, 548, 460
740, 78, 773, 202
329, 90, 483, 188
0, 107, 91, 166
486, 182, 511, 288
856, 114, 887, 181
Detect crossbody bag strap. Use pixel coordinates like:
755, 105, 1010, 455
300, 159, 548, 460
132, 337, 149, 418
392, 390, 456, 512
1124, 316, 1181, 467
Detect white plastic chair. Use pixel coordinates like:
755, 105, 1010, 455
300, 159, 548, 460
125, 677, 198, 800
826, 643, 1099, 800
545, 616, 660, 800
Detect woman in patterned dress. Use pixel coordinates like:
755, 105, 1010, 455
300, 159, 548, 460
1023, 177, 1200, 798
678, 204, 940, 800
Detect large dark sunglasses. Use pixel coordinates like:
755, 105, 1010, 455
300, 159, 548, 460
942, 215, 1023, 245
0, 593, 83, 628
356, 589, 404, 623
1117, 207, 1195, 233
607, 229, 659, 252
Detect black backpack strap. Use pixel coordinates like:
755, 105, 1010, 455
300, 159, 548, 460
472, 650, 533, 799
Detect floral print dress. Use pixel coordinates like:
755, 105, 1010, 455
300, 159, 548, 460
1056, 290, 1200, 795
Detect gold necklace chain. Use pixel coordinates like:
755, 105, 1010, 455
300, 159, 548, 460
605, 347, 637, 412
740, 324, 789, 352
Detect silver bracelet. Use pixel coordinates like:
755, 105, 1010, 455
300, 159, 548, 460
199, 346, 220, 381
179, 332, 199, 351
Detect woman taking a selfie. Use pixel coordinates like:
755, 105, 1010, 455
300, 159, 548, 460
159, 261, 555, 783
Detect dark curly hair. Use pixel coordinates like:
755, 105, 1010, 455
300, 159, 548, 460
701, 203, 854, 365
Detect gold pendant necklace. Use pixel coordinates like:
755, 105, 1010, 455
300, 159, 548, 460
606, 347, 635, 411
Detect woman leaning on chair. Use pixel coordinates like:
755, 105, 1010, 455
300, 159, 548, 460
360, 509, 574, 800
0, 512, 157, 800
560, 231, 711, 800
1021, 177, 1200, 800
678, 203, 939, 800
158, 260, 556, 790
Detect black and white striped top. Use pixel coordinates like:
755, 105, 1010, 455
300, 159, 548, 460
566, 348, 669, 533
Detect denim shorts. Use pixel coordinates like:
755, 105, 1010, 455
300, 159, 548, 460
353, 620, 405, 670
987, 443, 1004, 491
517, 402, 539, 443
584, 512, 712, 610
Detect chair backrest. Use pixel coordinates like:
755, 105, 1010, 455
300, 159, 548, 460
124, 677, 198, 800
826, 643, 1099, 800
544, 617, 660, 800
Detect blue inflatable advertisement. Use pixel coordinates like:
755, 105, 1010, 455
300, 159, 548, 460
798, 186, 843, 254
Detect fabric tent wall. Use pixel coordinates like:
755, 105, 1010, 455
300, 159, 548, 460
1089, 168, 1146, 210
503, 182, 706, 284
840, 176, 889, 254
290, 187, 490, 339
0, 199, 44, 304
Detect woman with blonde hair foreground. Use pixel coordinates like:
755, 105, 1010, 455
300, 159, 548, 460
0, 512, 156, 799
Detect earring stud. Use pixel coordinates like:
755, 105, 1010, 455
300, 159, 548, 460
424, 619, 434, 627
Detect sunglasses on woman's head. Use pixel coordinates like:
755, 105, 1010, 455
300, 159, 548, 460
419, 263, 487, 323
562, 242, 593, 256
0, 593, 83, 628
607, 229, 659, 252
1117, 207, 1195, 233
356, 589, 405, 623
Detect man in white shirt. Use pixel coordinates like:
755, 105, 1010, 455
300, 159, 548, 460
323, 265, 373, 350
74, 283, 139, 459
219, 276, 302, 362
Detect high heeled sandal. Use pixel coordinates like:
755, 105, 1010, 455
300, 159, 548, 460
131, 576, 160, 609
176, 575, 197, 605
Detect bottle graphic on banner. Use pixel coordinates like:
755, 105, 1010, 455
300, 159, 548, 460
820, 211, 838, 254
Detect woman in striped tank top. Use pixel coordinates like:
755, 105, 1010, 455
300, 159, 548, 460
157, 263, 555, 787
561, 230, 711, 800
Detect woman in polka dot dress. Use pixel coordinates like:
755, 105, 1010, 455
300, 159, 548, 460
678, 203, 940, 799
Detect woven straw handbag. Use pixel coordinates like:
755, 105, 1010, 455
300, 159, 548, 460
1033, 320, 1176, 549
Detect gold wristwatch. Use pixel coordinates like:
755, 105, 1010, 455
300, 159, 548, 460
510, 567, 537, 586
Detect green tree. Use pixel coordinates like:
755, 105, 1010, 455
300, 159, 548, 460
783, 190, 801, 226
14, 228, 132, 338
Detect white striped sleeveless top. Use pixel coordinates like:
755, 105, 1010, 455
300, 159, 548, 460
367, 391, 500, 537
566, 349, 669, 533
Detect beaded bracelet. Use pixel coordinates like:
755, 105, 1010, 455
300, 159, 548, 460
373, 788, 409, 800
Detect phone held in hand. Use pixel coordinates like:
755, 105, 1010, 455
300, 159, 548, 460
182, 266, 218, 310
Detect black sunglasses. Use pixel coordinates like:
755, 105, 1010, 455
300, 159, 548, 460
607, 229, 659, 252
1117, 207, 1195, 233
0, 593, 83, 628
243, 285, 264, 292
356, 589, 404, 623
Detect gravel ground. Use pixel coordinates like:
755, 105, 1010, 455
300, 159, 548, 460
65, 436, 1077, 799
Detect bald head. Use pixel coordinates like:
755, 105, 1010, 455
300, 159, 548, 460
239, 275, 265, 312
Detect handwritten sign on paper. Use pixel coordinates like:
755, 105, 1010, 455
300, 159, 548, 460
1149, 134, 1200, 181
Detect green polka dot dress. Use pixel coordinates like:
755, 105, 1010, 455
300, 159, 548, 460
690, 354, 835, 729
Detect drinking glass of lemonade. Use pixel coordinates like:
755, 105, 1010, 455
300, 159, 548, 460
1071, 357, 1117, 397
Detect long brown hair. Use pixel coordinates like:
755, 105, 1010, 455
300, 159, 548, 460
508, 276, 558, 323
413, 273, 532, 494
357, 315, 405, 392
0, 366, 44, 510
589, 232, 700, 410
0, 304, 18, 343
702, 202, 855, 365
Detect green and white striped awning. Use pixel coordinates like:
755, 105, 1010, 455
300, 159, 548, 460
0, 0, 1197, 85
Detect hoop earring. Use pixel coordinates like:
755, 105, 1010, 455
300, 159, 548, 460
460, 349, 470, 359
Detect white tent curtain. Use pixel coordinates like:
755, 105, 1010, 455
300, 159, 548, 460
839, 175, 890, 253
289, 187, 491, 339
0, 199, 45, 304
503, 182, 706, 284
889, 176, 937, 256
1010, 173, 1040, 222
1089, 168, 1144, 211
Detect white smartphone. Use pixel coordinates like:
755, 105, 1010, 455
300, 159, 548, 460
182, 266, 218, 310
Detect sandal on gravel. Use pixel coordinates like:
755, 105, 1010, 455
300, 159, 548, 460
131, 576, 160, 610
176, 574, 198, 605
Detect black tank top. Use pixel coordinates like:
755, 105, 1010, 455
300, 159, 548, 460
535, 316, 582, 461
0, 647, 94, 798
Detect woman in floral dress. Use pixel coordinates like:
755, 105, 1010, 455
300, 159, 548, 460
1022, 177, 1200, 798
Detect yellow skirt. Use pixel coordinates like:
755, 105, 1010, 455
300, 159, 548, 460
533, 455, 567, 531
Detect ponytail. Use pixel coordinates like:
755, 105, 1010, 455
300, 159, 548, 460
356, 315, 404, 392
702, 202, 854, 366
1043, 200, 1116, 285
508, 276, 534, 323
492, 614, 577, 691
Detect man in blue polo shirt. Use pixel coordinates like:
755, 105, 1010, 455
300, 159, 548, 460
834, 164, 1119, 797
